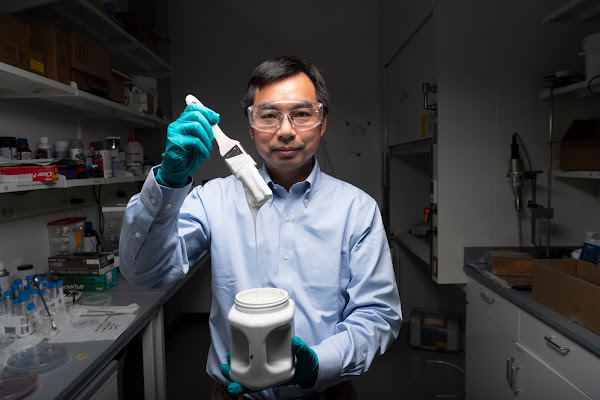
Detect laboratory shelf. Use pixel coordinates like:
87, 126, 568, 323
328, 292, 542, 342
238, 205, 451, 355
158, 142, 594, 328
393, 232, 431, 265
0, 62, 169, 128
541, 0, 600, 23
1, 0, 173, 78
538, 79, 600, 99
553, 170, 600, 179
0, 174, 147, 193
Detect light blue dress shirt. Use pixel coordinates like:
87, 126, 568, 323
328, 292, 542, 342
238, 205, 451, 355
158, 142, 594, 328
120, 159, 402, 399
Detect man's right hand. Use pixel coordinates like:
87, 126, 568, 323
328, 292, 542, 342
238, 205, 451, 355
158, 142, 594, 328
155, 103, 220, 187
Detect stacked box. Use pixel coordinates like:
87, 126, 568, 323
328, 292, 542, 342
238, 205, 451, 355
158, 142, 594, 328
48, 252, 114, 274
50, 268, 118, 292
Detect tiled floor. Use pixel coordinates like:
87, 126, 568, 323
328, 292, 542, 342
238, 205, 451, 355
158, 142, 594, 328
165, 315, 465, 399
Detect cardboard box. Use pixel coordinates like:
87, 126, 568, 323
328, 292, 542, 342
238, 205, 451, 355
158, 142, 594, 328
0, 165, 59, 182
489, 250, 533, 277
28, 49, 45, 77
48, 252, 115, 273
30, 25, 70, 84
532, 259, 600, 335
50, 267, 118, 292
106, 69, 131, 104
0, 12, 30, 70
69, 32, 111, 82
559, 119, 600, 171
70, 70, 109, 97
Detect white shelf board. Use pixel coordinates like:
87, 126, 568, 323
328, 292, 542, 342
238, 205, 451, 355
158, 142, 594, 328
1, 174, 147, 193
394, 232, 431, 265
0, 62, 169, 128
2, 0, 173, 78
554, 170, 600, 179
538, 79, 600, 99
542, 0, 600, 23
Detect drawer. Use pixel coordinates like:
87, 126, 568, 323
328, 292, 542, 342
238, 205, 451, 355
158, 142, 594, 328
520, 311, 600, 399
465, 277, 519, 338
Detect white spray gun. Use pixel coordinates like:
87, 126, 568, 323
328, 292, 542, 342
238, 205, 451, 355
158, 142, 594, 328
185, 95, 272, 215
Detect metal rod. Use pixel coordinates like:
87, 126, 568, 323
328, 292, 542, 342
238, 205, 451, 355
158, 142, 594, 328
33, 276, 57, 330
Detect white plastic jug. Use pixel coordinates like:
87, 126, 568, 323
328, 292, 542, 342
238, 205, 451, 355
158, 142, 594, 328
228, 287, 295, 390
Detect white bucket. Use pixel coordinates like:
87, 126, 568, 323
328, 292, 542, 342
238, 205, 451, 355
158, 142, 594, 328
228, 288, 295, 390
581, 32, 600, 80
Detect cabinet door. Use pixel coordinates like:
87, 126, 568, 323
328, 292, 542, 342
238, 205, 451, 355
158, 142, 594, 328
465, 304, 515, 400
510, 343, 590, 400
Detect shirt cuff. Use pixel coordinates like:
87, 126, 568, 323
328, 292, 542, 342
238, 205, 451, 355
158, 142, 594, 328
311, 341, 343, 391
141, 166, 192, 216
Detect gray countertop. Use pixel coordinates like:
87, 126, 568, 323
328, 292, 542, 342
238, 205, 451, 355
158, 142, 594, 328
463, 247, 600, 358
22, 252, 211, 399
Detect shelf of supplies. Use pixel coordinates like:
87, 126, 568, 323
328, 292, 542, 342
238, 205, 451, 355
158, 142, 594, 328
541, 0, 600, 23
0, 62, 169, 128
538, 79, 600, 99
1, 0, 173, 78
0, 174, 147, 194
554, 170, 600, 179
392, 232, 431, 265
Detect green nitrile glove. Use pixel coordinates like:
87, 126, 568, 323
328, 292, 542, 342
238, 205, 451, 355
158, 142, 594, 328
288, 336, 319, 388
220, 336, 319, 395
220, 352, 252, 395
155, 103, 219, 187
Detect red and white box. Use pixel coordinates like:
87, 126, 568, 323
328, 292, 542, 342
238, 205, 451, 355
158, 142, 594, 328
0, 165, 59, 182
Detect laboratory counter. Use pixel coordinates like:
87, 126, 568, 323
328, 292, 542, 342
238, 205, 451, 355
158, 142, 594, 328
24, 251, 210, 400
463, 247, 600, 358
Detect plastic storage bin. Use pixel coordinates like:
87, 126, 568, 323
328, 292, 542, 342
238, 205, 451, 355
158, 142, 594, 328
47, 217, 85, 256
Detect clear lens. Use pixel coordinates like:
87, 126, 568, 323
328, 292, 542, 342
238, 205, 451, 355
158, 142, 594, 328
248, 101, 323, 131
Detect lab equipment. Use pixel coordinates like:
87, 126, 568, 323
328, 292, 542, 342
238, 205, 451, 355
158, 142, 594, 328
101, 206, 126, 253
33, 277, 56, 331
185, 95, 273, 217
227, 288, 295, 391
47, 217, 85, 256
6, 342, 69, 374
36, 136, 52, 159
0, 262, 10, 291
0, 372, 38, 398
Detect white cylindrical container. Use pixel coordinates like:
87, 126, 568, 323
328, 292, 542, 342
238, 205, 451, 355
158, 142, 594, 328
125, 136, 144, 165
37, 137, 53, 159
55, 141, 69, 159
228, 288, 295, 391
582, 32, 600, 80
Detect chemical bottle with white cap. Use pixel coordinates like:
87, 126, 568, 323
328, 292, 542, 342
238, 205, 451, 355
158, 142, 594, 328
0, 262, 10, 292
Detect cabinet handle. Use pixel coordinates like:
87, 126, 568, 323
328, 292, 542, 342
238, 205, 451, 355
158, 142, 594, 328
506, 357, 514, 383
480, 292, 496, 304
510, 365, 520, 394
544, 335, 570, 355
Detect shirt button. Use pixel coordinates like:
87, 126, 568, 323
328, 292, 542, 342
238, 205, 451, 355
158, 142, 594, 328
304, 199, 309, 205
151, 198, 156, 205
285, 216, 291, 222
165, 203, 172, 209
135, 232, 141, 238
283, 254, 289, 260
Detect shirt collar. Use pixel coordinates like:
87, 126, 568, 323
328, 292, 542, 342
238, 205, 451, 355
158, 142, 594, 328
258, 158, 321, 208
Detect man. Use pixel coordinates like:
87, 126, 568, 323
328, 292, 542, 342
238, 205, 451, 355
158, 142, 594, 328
120, 56, 402, 399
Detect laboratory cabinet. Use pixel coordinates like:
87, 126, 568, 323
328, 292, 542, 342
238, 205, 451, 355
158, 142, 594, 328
465, 277, 595, 400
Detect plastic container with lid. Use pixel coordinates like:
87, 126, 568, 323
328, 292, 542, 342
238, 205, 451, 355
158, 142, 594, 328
47, 217, 85, 256
0, 137, 18, 160
68, 138, 84, 164
228, 287, 295, 390
125, 136, 144, 165
36, 137, 53, 159
581, 32, 600, 80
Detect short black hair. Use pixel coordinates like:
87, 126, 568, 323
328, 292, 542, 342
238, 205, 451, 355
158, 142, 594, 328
241, 56, 329, 116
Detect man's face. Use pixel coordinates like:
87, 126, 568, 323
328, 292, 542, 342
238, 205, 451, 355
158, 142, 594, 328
249, 73, 327, 183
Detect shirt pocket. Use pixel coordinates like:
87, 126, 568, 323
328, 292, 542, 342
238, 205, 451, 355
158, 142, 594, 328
305, 264, 342, 312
